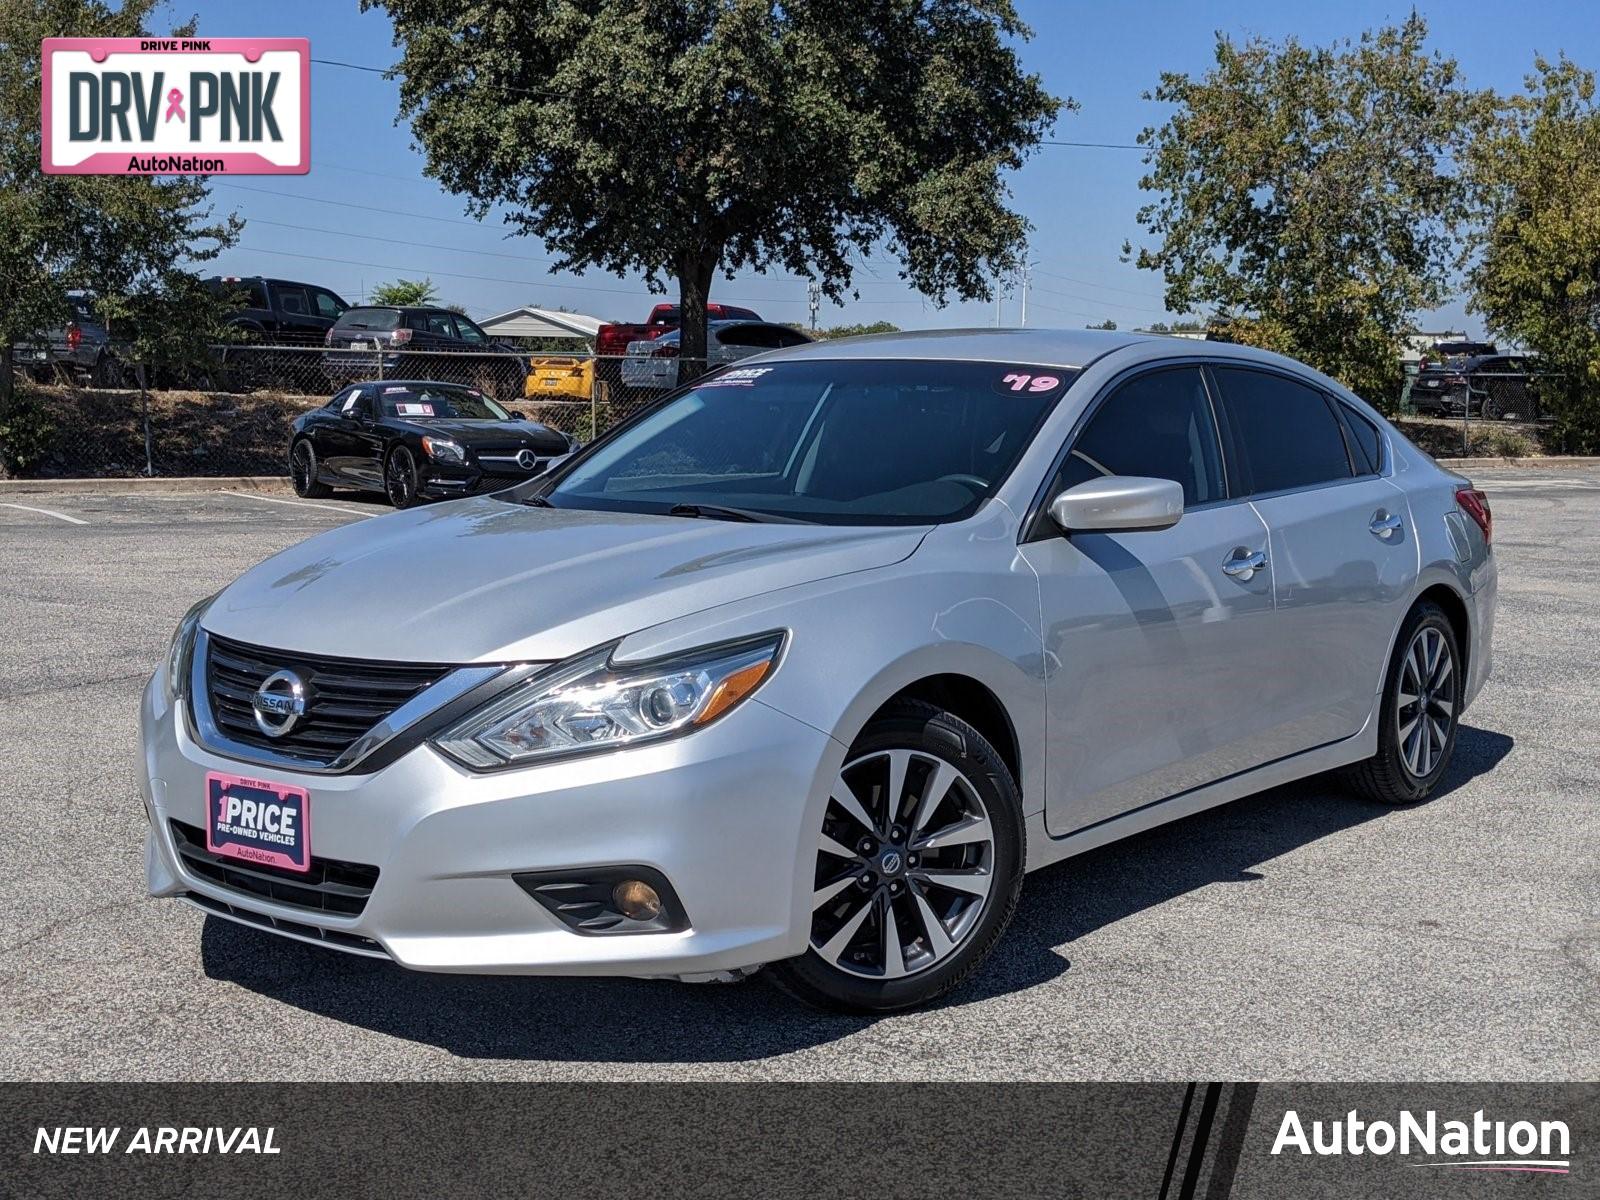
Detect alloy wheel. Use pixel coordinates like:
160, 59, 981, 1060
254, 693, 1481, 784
810, 748, 996, 980
1396, 625, 1456, 778
386, 451, 415, 507
291, 442, 314, 494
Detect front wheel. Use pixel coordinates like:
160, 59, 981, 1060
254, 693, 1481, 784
290, 439, 332, 498
1344, 602, 1462, 804
384, 446, 422, 509
771, 700, 1025, 1012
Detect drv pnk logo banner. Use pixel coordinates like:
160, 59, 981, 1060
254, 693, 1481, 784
41, 38, 308, 175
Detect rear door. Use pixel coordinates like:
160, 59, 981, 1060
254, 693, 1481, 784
1207, 365, 1415, 752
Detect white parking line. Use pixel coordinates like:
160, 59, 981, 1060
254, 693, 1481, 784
0, 502, 88, 525
225, 491, 369, 518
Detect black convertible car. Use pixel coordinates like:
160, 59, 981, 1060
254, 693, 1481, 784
290, 380, 576, 508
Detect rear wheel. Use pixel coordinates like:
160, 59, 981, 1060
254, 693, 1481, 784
384, 446, 422, 509
290, 439, 332, 498
771, 700, 1025, 1012
1345, 602, 1462, 804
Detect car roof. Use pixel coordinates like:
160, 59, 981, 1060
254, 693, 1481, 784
760, 327, 1152, 368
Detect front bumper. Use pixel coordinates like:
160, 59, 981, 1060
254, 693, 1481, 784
140, 668, 840, 977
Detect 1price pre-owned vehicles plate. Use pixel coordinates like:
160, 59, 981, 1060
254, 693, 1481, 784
140, 329, 1496, 1012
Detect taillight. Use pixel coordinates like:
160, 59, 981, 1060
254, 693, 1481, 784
596, 325, 629, 355
324, 328, 335, 346
391, 328, 413, 344
66, 323, 82, 350
1455, 487, 1492, 545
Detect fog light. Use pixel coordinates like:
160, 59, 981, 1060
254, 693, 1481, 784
612, 879, 663, 922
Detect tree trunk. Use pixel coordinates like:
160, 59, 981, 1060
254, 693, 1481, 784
675, 249, 719, 381
0, 340, 13, 407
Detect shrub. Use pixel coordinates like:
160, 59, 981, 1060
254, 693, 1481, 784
0, 384, 57, 476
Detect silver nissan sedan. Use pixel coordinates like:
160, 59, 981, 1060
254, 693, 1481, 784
141, 329, 1496, 1011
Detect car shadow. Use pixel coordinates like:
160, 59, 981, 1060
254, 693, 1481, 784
201, 724, 1513, 1063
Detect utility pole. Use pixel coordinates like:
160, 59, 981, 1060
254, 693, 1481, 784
806, 281, 821, 334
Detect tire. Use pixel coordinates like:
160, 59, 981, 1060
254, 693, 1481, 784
1344, 601, 1462, 805
770, 700, 1026, 1013
290, 438, 333, 499
384, 446, 422, 509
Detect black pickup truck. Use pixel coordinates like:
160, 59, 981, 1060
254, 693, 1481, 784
203, 276, 352, 345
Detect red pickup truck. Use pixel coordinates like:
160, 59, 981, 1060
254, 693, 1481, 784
594, 302, 762, 356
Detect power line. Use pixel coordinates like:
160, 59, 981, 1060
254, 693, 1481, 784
228, 243, 921, 307
216, 181, 499, 228
246, 217, 564, 266
1032, 267, 1166, 302
1040, 139, 1143, 150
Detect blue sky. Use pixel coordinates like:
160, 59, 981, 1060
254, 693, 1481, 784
182, 0, 1598, 334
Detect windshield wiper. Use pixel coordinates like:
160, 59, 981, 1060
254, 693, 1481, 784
667, 502, 803, 524
520, 493, 553, 507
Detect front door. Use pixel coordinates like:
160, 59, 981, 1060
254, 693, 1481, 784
1018, 366, 1283, 838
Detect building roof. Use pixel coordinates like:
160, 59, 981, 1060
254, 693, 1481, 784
477, 307, 608, 341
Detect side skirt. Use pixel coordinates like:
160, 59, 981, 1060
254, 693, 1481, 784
1023, 715, 1377, 874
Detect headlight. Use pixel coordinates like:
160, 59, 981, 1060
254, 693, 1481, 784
421, 435, 466, 465
163, 593, 215, 702
432, 633, 784, 770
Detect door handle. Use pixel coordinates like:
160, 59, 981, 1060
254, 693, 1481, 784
1222, 548, 1267, 580
1369, 510, 1403, 538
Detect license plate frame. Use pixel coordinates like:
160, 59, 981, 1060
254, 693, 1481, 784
204, 771, 311, 874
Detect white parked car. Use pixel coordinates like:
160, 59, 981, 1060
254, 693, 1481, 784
621, 320, 812, 389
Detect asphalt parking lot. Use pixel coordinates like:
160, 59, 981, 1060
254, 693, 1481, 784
1, 470, 1596, 1082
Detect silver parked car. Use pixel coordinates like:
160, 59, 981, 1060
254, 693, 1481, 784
141, 329, 1496, 1011
621, 319, 812, 389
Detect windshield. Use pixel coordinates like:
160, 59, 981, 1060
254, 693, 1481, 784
378, 385, 509, 421
533, 359, 1076, 525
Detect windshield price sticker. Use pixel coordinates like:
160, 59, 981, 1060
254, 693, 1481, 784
396, 402, 434, 416
995, 371, 1064, 395
700, 367, 775, 388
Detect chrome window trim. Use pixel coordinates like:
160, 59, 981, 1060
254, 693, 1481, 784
187, 628, 514, 775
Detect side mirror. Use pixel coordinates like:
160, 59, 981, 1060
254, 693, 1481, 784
1047, 476, 1184, 534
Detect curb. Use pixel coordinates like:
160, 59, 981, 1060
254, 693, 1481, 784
1435, 455, 1598, 470
0, 475, 292, 496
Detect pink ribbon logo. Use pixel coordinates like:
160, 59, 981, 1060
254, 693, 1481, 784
164, 88, 185, 123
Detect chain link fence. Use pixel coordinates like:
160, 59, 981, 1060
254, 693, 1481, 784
4, 349, 706, 479
1400, 368, 1557, 457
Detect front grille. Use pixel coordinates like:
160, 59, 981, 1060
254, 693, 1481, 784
170, 819, 379, 917
205, 633, 450, 764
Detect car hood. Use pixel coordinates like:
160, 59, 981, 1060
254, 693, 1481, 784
202, 497, 928, 663
392, 419, 568, 453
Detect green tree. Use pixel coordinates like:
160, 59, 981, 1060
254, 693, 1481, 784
1468, 57, 1600, 449
370, 277, 440, 307
813, 320, 901, 340
1127, 16, 1488, 407
365, 0, 1065, 364
1085, 318, 1117, 330
0, 0, 239, 412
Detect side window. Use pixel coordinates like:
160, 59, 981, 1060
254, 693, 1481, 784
424, 312, 457, 338
311, 289, 346, 319
1211, 367, 1352, 495
1050, 367, 1226, 508
1337, 403, 1383, 475
454, 315, 487, 343
324, 385, 354, 411
274, 285, 312, 316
